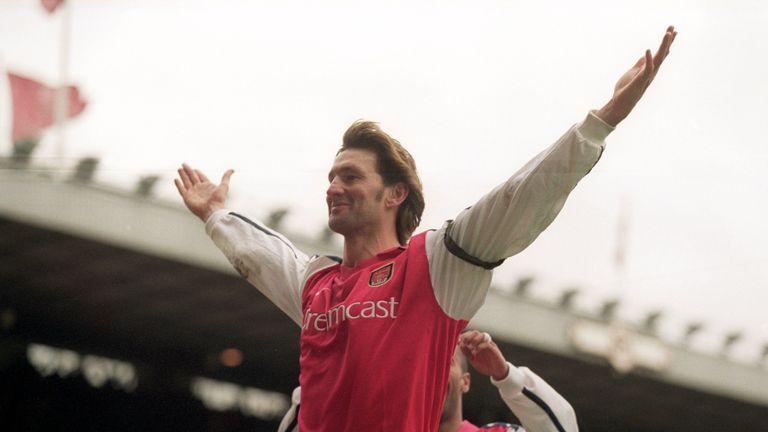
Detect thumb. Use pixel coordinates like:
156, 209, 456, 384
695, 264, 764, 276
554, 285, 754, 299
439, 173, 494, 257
221, 169, 235, 186
642, 49, 654, 79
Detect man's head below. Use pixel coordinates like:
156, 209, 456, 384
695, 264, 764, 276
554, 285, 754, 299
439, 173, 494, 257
326, 121, 424, 245
442, 346, 471, 424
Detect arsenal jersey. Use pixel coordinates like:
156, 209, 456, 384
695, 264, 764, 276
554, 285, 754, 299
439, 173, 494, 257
299, 232, 467, 430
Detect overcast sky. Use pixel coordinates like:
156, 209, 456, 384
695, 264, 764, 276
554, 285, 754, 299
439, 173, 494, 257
1, 0, 767, 363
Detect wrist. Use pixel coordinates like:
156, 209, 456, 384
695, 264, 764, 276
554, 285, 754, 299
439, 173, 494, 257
195, 209, 212, 223
491, 363, 510, 382
595, 100, 620, 127
200, 205, 226, 224
490, 362, 526, 395
200, 203, 226, 223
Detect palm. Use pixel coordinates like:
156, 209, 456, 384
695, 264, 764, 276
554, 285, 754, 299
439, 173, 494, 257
187, 181, 228, 213
615, 57, 647, 96
174, 164, 234, 221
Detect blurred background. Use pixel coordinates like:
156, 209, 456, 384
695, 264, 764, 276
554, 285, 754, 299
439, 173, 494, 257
1, 0, 767, 430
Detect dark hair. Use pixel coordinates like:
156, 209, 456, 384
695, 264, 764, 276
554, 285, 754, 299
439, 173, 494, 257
339, 121, 424, 244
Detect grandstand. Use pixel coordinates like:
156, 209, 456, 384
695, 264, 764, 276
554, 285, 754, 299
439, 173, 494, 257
1, 165, 766, 431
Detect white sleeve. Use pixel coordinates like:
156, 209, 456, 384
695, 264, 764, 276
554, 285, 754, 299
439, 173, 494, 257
491, 363, 578, 432
277, 386, 301, 432
205, 209, 309, 326
427, 112, 614, 320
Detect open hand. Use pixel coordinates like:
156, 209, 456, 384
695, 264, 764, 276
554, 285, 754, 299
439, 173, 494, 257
596, 26, 678, 126
174, 163, 234, 222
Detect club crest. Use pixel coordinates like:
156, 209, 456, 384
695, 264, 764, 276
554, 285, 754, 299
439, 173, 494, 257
368, 262, 394, 287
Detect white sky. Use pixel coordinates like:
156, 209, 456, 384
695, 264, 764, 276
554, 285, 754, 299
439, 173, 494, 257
1, 0, 767, 363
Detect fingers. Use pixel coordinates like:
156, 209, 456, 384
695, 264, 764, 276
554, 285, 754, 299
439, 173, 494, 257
643, 49, 654, 81
459, 330, 484, 347
459, 330, 495, 356
459, 343, 473, 359
663, 26, 677, 52
644, 26, 677, 88
652, 25, 677, 70
177, 164, 193, 189
459, 333, 477, 357
177, 164, 233, 188
173, 178, 186, 196
187, 164, 202, 184
196, 170, 210, 183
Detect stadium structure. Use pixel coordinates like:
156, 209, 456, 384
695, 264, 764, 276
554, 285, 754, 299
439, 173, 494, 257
1, 163, 766, 431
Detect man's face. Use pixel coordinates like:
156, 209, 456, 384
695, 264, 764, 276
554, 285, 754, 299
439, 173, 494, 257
326, 148, 389, 237
441, 347, 470, 421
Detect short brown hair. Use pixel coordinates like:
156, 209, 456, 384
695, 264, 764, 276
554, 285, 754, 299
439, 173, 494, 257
339, 120, 424, 245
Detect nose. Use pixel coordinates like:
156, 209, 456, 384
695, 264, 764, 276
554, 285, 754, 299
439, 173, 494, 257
326, 177, 343, 200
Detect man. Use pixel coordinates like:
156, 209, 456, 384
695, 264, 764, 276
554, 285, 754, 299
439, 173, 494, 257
278, 330, 577, 432
175, 27, 676, 431
448, 331, 576, 432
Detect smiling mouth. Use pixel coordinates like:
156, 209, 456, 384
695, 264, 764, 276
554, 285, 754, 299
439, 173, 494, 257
329, 203, 350, 213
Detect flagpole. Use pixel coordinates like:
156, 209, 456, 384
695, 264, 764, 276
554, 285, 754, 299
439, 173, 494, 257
0, 54, 9, 157
54, 0, 72, 164
614, 194, 631, 295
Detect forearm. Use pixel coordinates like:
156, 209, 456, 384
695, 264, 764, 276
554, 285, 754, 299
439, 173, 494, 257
427, 112, 612, 320
594, 101, 621, 128
206, 209, 309, 325
492, 364, 579, 432
450, 111, 612, 262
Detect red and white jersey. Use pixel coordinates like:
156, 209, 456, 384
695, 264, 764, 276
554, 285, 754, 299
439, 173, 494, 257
299, 232, 466, 430
206, 113, 611, 431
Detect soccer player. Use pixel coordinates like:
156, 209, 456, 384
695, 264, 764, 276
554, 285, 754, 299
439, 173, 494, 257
278, 330, 577, 432
175, 27, 676, 431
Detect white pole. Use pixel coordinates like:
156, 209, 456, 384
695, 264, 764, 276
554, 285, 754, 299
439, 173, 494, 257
0, 55, 10, 156
54, 0, 72, 164
613, 194, 631, 295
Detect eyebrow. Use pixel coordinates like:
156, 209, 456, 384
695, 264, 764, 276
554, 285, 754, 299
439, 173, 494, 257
327, 164, 362, 182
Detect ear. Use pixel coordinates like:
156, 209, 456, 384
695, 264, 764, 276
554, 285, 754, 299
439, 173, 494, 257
385, 183, 409, 209
460, 372, 471, 394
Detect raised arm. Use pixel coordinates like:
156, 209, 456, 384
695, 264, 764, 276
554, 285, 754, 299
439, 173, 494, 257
447, 25, 678, 260
174, 164, 312, 325
460, 331, 578, 432
427, 26, 678, 320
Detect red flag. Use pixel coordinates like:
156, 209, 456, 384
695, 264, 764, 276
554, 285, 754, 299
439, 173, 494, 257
41, 0, 65, 14
7, 72, 87, 143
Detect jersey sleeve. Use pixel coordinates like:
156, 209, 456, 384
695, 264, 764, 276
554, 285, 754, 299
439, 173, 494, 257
427, 112, 614, 320
491, 363, 578, 432
277, 386, 301, 432
205, 209, 310, 326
